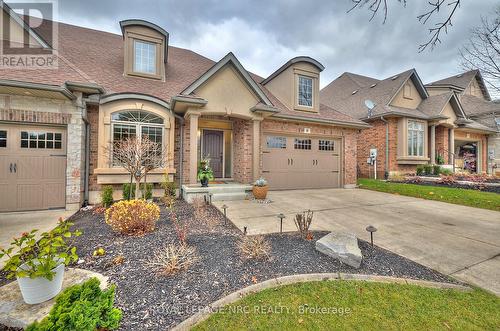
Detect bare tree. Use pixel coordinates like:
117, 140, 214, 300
348, 0, 462, 51
460, 6, 500, 99
106, 136, 166, 199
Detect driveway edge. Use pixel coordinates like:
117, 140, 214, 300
171, 273, 471, 330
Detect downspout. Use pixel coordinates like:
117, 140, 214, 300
82, 116, 90, 206
173, 113, 184, 197
380, 116, 389, 179
485, 135, 489, 174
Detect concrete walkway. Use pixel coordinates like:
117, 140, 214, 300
0, 209, 75, 266
214, 188, 500, 295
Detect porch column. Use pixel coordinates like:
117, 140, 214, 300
449, 127, 455, 166
188, 112, 200, 184
430, 125, 436, 164
252, 118, 262, 181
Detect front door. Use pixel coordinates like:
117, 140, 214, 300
202, 130, 223, 178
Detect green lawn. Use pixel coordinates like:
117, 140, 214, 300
358, 178, 500, 212
193, 281, 500, 331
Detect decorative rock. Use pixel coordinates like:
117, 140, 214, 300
0, 268, 108, 329
316, 232, 362, 268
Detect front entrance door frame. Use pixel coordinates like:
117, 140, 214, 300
200, 128, 233, 179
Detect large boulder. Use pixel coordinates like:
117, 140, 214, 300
316, 232, 362, 268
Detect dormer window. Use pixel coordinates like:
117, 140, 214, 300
120, 19, 169, 81
134, 40, 157, 74
298, 76, 313, 107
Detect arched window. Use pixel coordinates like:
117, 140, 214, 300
111, 110, 164, 165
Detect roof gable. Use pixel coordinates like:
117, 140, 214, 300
182, 52, 272, 106
427, 70, 491, 101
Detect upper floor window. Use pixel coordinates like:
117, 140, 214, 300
298, 76, 313, 107
407, 120, 424, 157
134, 40, 157, 75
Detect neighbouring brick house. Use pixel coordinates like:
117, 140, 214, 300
321, 69, 499, 178
0, 7, 368, 212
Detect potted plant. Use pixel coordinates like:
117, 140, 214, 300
197, 158, 214, 187
253, 177, 269, 199
0, 218, 81, 304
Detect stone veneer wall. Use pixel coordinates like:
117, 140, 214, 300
261, 119, 358, 186
0, 94, 84, 210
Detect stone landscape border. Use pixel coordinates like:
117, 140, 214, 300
172, 273, 471, 331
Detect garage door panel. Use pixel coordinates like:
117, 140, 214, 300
44, 183, 66, 208
17, 184, 44, 210
44, 157, 66, 180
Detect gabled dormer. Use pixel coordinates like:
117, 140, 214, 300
262, 57, 324, 113
389, 71, 428, 109
120, 19, 169, 81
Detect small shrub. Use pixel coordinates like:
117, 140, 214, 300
294, 210, 314, 239
146, 244, 199, 275
254, 177, 268, 187
122, 183, 153, 200
436, 154, 445, 165
105, 199, 160, 235
433, 165, 442, 176
416, 165, 425, 176
423, 164, 433, 176
441, 168, 453, 175
388, 174, 406, 182
237, 235, 271, 260
161, 175, 177, 198
101, 185, 114, 208
27, 278, 122, 331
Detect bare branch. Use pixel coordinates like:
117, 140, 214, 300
418, 0, 461, 52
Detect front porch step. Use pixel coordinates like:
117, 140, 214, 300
181, 183, 252, 203
212, 192, 249, 201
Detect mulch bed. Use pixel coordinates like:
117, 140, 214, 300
1, 200, 460, 330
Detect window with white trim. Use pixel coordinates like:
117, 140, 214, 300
407, 120, 424, 157
319, 139, 335, 151
266, 136, 286, 149
294, 138, 311, 150
111, 110, 164, 165
298, 76, 313, 107
0, 130, 6, 148
133, 40, 157, 74
20, 131, 62, 149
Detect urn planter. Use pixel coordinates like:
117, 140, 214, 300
17, 261, 65, 304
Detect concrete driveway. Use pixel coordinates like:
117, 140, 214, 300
0, 209, 74, 266
214, 188, 500, 295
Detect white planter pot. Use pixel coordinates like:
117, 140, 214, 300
17, 262, 65, 304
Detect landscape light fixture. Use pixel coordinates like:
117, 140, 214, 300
277, 213, 286, 233
366, 225, 377, 247
221, 204, 228, 225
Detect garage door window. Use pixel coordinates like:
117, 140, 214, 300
266, 136, 286, 149
0, 130, 6, 147
20, 131, 62, 149
294, 138, 311, 150
319, 140, 335, 151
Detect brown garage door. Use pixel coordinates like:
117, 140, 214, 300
0, 124, 66, 212
262, 134, 342, 190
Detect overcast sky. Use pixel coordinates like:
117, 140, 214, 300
53, 0, 498, 87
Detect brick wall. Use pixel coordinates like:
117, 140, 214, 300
357, 119, 389, 179
232, 118, 253, 184
261, 119, 358, 186
436, 126, 450, 163
88, 105, 99, 191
